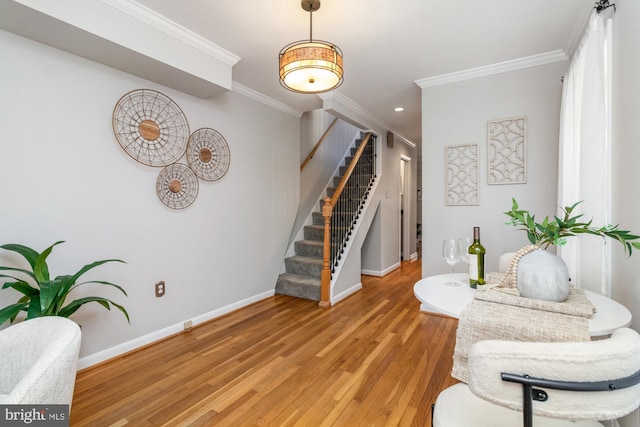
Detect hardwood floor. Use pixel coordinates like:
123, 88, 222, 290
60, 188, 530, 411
70, 261, 458, 426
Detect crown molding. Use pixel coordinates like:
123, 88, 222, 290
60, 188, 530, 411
232, 82, 303, 118
319, 92, 417, 149
101, 0, 240, 66
415, 50, 568, 89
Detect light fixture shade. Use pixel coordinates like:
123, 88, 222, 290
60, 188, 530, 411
279, 40, 343, 94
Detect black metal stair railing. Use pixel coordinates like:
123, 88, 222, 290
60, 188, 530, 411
320, 132, 377, 307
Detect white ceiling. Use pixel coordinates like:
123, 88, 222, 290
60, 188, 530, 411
8, 0, 596, 146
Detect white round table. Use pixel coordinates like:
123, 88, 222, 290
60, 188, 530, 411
414, 273, 632, 337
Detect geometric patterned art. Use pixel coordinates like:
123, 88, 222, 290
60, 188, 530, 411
446, 144, 479, 206
488, 116, 526, 184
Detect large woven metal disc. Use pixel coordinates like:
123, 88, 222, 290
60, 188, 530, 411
113, 89, 190, 167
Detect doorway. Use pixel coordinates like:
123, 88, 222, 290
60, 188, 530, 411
400, 155, 411, 261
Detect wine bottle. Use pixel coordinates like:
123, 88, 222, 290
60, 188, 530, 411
468, 226, 486, 288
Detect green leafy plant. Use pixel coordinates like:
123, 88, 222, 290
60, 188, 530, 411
0, 241, 129, 325
505, 199, 640, 256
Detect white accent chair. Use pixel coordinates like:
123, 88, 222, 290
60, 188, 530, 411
0, 316, 82, 405
433, 327, 640, 427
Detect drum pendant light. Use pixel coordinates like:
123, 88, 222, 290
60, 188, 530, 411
279, 0, 343, 94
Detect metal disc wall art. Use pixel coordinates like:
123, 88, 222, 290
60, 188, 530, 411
156, 163, 199, 210
113, 89, 190, 167
186, 128, 231, 181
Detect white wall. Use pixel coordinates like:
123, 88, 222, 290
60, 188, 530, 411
0, 30, 300, 366
421, 61, 567, 277
612, 0, 640, 333
361, 206, 383, 272
299, 110, 330, 165
363, 139, 418, 273
610, 5, 640, 424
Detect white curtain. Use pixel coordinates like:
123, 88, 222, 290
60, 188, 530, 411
557, 10, 613, 296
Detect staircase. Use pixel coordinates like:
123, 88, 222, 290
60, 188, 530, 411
276, 134, 375, 301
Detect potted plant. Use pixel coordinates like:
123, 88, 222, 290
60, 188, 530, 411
0, 241, 129, 325
504, 199, 640, 301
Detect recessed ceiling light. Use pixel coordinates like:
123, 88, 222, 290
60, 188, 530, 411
394, 107, 404, 112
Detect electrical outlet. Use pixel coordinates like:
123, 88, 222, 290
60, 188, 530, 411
155, 281, 165, 297
183, 320, 193, 331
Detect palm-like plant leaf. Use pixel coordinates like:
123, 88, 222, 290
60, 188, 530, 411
1, 280, 38, 297
39, 277, 64, 314
505, 199, 640, 256
0, 266, 36, 282
33, 241, 64, 283
0, 241, 129, 325
26, 296, 43, 319
60, 259, 125, 298
0, 243, 41, 270
69, 259, 125, 284
58, 296, 130, 323
0, 302, 28, 325
72, 280, 128, 297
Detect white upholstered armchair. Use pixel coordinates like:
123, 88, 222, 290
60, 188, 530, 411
433, 327, 640, 427
0, 316, 82, 405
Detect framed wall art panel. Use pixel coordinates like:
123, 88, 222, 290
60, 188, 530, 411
445, 144, 479, 206
488, 116, 527, 185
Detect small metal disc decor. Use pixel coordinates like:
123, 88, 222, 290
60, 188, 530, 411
186, 128, 231, 181
112, 89, 190, 167
156, 163, 199, 210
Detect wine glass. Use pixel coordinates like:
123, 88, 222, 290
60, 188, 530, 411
442, 238, 461, 286
458, 237, 472, 285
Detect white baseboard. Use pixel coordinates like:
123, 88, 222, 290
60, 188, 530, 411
332, 282, 362, 304
362, 262, 401, 277
409, 251, 419, 261
78, 289, 275, 370
360, 269, 382, 276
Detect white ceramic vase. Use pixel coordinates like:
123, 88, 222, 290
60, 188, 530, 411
516, 249, 570, 302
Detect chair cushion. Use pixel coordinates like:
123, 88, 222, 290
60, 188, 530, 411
468, 328, 640, 421
0, 317, 81, 405
433, 383, 603, 427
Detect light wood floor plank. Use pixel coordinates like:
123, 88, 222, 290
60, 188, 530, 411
70, 260, 458, 426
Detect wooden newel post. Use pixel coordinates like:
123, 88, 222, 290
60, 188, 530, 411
319, 197, 332, 308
